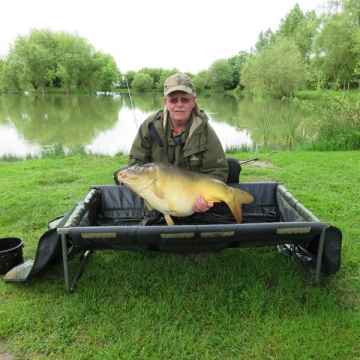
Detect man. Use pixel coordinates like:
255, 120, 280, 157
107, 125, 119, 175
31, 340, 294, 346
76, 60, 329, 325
114, 73, 241, 213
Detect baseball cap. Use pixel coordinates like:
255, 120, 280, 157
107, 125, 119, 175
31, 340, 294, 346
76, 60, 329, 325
164, 73, 195, 96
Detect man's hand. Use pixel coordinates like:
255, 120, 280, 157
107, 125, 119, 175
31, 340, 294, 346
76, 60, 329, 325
193, 195, 214, 213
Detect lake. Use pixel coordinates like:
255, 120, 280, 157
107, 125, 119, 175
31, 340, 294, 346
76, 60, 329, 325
0, 92, 306, 157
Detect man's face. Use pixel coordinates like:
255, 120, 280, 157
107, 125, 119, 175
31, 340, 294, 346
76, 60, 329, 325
164, 91, 196, 125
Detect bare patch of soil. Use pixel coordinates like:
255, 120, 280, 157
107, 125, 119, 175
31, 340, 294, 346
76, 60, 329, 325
0, 340, 16, 360
241, 160, 276, 168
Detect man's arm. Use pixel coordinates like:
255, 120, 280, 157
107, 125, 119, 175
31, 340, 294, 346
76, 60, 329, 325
199, 124, 229, 183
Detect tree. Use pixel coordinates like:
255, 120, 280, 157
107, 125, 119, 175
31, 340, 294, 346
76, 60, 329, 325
294, 10, 320, 62
241, 38, 308, 98
155, 69, 179, 92
76, 50, 105, 92
277, 4, 320, 62
228, 51, 251, 90
311, 0, 360, 88
52, 32, 92, 94
138, 68, 164, 89
131, 72, 154, 92
2, 28, 119, 93
192, 70, 208, 93
312, 15, 355, 88
7, 29, 57, 94
254, 29, 275, 53
0, 58, 7, 91
354, 27, 360, 82
122, 71, 136, 89
278, 4, 305, 38
0, 58, 22, 91
206, 59, 234, 91
96, 53, 120, 91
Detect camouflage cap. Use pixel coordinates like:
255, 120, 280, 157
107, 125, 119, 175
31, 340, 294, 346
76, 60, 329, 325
164, 73, 195, 96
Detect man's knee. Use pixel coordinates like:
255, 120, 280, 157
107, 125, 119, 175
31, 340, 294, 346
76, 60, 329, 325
226, 157, 241, 183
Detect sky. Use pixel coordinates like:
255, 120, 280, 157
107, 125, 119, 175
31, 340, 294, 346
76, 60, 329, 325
0, 0, 326, 74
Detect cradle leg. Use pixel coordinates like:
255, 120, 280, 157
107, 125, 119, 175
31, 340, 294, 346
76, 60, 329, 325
70, 250, 91, 292
285, 244, 313, 284
313, 223, 329, 285
61, 233, 71, 293
60, 230, 91, 293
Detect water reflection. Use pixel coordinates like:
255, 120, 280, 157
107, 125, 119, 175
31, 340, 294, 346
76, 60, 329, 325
0, 93, 303, 157
86, 107, 145, 155
0, 125, 39, 157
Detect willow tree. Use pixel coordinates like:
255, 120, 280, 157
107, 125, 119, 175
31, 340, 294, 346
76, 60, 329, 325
53, 32, 93, 94
7, 29, 57, 94
0, 57, 22, 91
4, 29, 119, 93
241, 38, 308, 98
96, 53, 120, 91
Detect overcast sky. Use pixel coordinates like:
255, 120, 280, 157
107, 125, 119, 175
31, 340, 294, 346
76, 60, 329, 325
0, 0, 326, 74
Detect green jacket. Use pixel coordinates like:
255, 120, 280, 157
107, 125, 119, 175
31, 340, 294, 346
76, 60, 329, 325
128, 107, 229, 182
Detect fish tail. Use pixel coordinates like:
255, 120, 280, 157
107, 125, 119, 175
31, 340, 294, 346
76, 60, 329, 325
226, 188, 254, 223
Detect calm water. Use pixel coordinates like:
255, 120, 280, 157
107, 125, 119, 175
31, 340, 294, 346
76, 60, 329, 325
0, 92, 305, 157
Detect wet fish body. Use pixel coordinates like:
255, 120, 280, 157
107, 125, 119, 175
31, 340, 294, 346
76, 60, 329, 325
117, 162, 254, 226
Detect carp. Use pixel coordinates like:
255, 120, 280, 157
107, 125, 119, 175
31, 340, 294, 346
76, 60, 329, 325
117, 162, 253, 226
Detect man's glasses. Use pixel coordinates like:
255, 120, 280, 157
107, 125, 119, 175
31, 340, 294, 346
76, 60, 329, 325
166, 96, 194, 104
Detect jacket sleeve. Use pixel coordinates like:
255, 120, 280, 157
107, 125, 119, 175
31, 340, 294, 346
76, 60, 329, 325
200, 123, 229, 183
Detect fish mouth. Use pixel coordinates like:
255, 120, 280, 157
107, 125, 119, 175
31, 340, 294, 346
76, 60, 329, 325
117, 172, 125, 185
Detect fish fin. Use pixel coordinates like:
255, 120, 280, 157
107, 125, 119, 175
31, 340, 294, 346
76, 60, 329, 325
203, 199, 221, 204
144, 200, 154, 211
234, 188, 254, 205
170, 210, 185, 217
165, 214, 174, 226
149, 183, 164, 199
168, 201, 185, 217
226, 188, 254, 223
226, 202, 243, 223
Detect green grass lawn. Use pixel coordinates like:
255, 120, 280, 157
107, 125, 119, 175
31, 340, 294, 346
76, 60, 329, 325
0, 151, 359, 359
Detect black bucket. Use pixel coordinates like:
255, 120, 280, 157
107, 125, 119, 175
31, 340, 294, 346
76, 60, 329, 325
0, 238, 24, 275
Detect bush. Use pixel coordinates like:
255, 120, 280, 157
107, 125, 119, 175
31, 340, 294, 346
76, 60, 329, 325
131, 72, 154, 92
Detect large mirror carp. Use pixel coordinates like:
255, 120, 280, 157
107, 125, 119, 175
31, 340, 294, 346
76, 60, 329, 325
117, 162, 253, 226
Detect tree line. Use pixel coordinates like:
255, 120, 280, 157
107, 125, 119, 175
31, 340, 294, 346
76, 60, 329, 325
0, 0, 359, 98
0, 29, 119, 95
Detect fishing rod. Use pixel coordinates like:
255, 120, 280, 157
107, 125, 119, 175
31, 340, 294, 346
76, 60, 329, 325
123, 76, 138, 129
239, 151, 277, 165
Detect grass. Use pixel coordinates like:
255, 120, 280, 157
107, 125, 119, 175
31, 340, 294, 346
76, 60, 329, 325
0, 151, 359, 359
